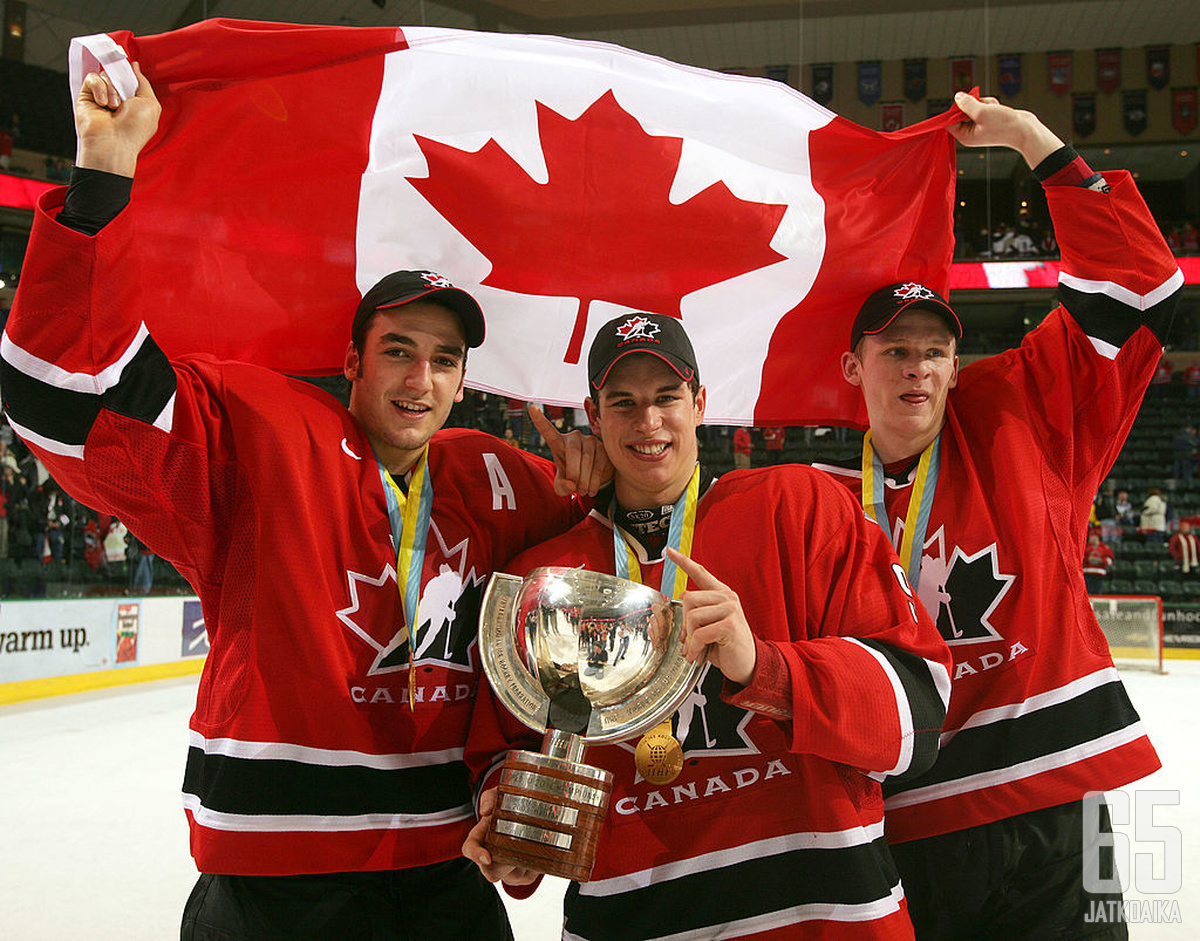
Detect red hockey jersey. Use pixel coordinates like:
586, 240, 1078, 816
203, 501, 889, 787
0, 188, 581, 875
816, 171, 1174, 843
470, 466, 952, 939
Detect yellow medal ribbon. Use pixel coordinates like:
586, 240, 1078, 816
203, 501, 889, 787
612, 464, 700, 786
861, 430, 941, 589
613, 463, 701, 599
380, 446, 434, 710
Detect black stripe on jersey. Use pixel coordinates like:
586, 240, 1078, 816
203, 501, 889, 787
564, 835, 899, 941
183, 749, 472, 817
0, 359, 99, 446
102, 336, 176, 423
1059, 281, 1178, 348
857, 638, 947, 780
0, 334, 175, 447
884, 677, 1140, 798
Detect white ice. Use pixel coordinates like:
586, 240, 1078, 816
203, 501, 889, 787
1, 663, 1196, 940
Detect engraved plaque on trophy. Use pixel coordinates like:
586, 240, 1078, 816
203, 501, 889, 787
478, 567, 702, 882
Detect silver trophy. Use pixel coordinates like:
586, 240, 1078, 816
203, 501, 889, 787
479, 566, 702, 882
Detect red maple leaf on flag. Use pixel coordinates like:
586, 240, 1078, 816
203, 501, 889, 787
408, 90, 788, 363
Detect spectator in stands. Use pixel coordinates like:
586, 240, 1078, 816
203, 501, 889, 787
1183, 221, 1199, 254
1082, 532, 1115, 595
1010, 229, 1037, 255
83, 514, 106, 572
761, 426, 785, 464
732, 425, 752, 469
1173, 425, 1198, 481
505, 397, 525, 445
1187, 362, 1200, 398
1140, 487, 1168, 542
42, 480, 71, 563
974, 225, 991, 257
1151, 355, 1173, 387
1169, 520, 1200, 575
1095, 485, 1122, 544
128, 530, 154, 595
1115, 489, 1136, 527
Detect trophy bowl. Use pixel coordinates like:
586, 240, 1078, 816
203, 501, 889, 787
478, 566, 702, 882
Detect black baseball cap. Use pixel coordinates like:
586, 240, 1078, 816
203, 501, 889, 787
353, 270, 485, 349
850, 282, 963, 351
588, 313, 698, 391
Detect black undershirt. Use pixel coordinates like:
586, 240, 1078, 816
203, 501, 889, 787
57, 167, 131, 235
608, 466, 715, 560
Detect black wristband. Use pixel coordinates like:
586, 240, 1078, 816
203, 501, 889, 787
1032, 145, 1080, 182
59, 167, 133, 235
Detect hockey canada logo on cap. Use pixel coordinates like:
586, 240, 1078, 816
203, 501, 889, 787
421, 271, 453, 289
894, 283, 937, 302
615, 315, 660, 343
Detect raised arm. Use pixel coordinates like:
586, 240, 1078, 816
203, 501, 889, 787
948, 91, 1063, 169
74, 62, 161, 178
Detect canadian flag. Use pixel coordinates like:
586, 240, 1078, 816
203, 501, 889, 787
70, 19, 959, 426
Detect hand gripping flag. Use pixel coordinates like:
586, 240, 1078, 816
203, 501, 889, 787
66, 19, 960, 427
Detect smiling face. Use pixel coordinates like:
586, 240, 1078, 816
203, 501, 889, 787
344, 300, 466, 474
841, 308, 959, 463
585, 354, 706, 510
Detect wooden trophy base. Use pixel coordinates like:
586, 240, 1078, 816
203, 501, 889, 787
483, 744, 613, 883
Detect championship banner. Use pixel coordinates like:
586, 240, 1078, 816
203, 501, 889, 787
881, 101, 905, 132
1173, 87, 1198, 136
1072, 93, 1096, 138
857, 60, 882, 106
63, 20, 961, 427
1048, 51, 1072, 96
998, 54, 1022, 97
903, 59, 926, 102
1096, 48, 1122, 95
950, 57, 974, 94
1146, 46, 1170, 91
927, 98, 952, 119
810, 63, 834, 105
1123, 89, 1148, 136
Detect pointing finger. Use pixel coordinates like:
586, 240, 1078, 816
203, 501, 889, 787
528, 404, 561, 445
665, 547, 726, 591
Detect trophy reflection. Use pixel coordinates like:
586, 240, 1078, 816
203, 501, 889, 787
479, 567, 702, 882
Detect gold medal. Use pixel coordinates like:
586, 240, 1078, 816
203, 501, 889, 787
634, 719, 684, 785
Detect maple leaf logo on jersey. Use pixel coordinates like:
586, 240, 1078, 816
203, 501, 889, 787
335, 521, 486, 676
618, 662, 755, 768
408, 90, 787, 364
421, 271, 453, 289
912, 528, 1015, 646
615, 316, 659, 343
894, 282, 938, 302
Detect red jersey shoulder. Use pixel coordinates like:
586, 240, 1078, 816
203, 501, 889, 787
430, 428, 555, 489
708, 464, 864, 527
503, 512, 611, 577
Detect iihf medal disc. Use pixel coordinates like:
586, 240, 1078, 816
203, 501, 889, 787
634, 722, 684, 785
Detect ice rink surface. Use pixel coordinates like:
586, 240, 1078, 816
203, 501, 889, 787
2, 662, 1196, 940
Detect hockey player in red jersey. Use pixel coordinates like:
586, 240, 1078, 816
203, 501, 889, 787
820, 93, 1177, 938
0, 65, 611, 938
464, 312, 953, 938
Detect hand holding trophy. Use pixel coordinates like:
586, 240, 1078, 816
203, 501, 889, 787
478, 566, 702, 882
